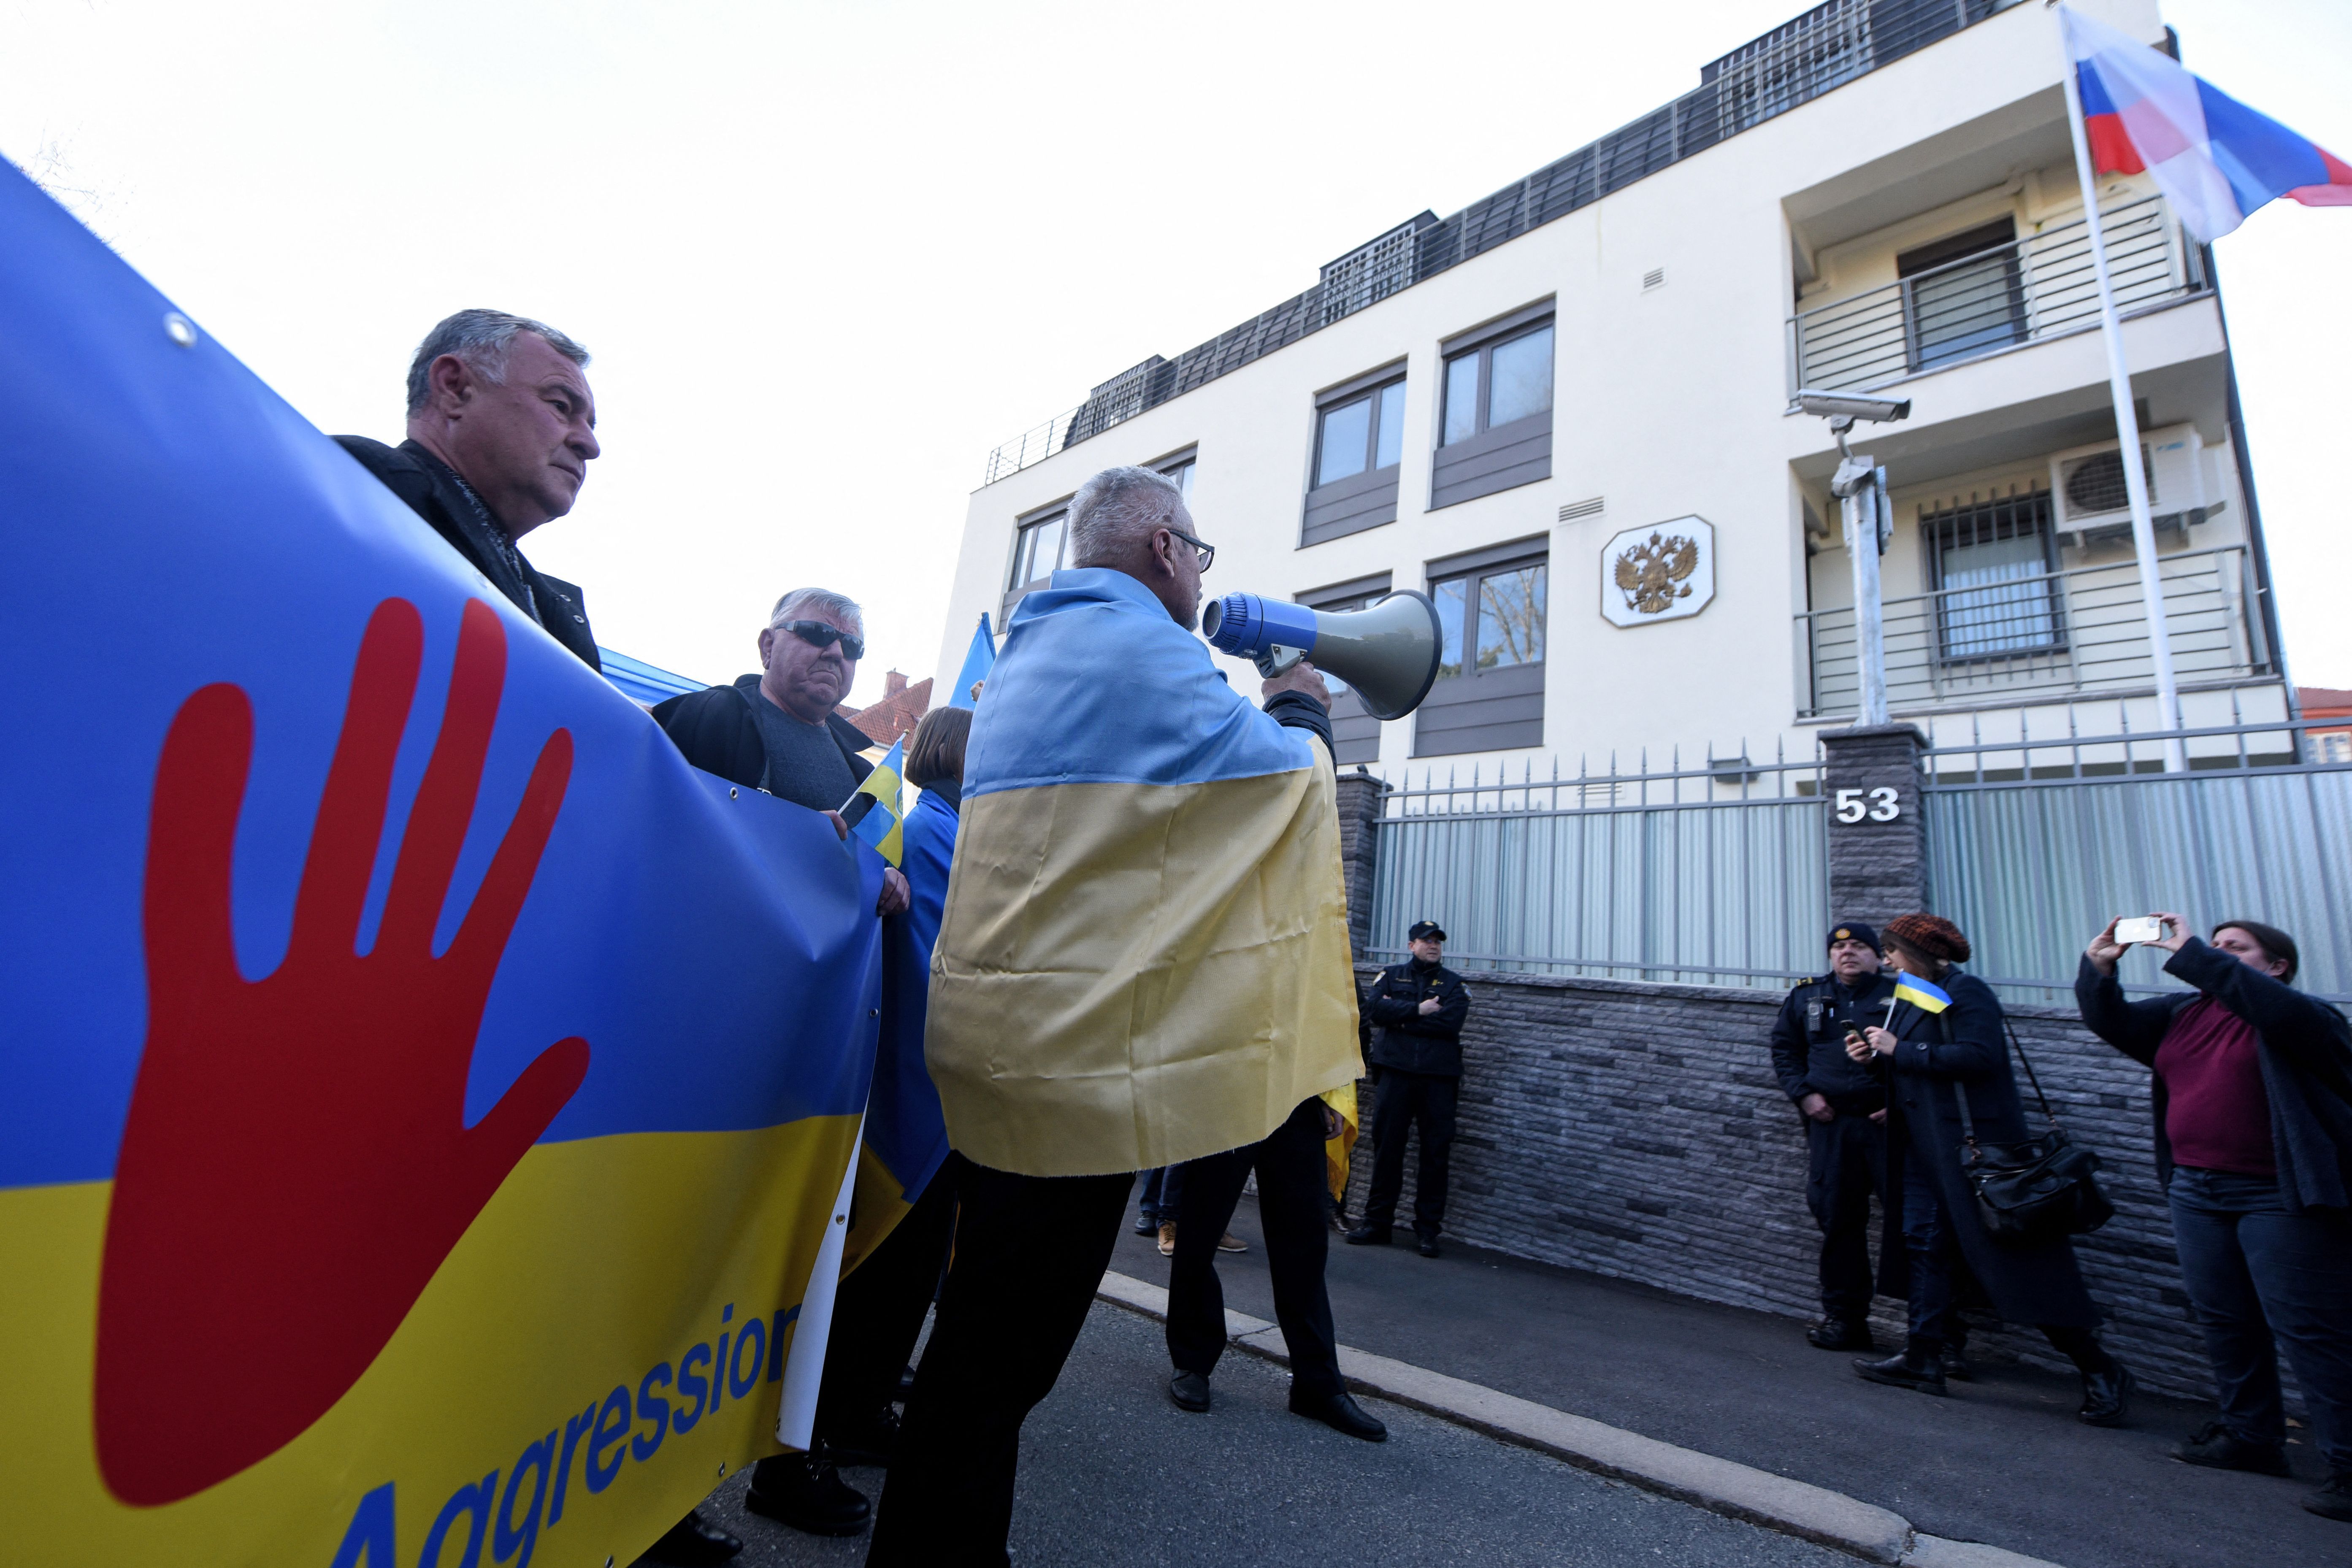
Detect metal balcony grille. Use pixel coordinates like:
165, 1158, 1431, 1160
982, 0, 2030, 484
1791, 194, 2203, 392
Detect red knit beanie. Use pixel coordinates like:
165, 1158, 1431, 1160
1884, 913, 1971, 965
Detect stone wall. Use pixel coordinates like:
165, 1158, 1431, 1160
1332, 770, 1386, 961
1343, 963, 2251, 1406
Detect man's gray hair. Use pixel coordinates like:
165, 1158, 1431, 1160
1068, 466, 1186, 567
768, 587, 865, 631
406, 308, 592, 415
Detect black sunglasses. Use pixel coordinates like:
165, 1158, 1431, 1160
1166, 526, 1214, 573
779, 619, 866, 661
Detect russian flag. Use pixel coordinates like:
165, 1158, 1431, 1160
2063, 5, 2352, 243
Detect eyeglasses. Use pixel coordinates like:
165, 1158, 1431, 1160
779, 620, 866, 661
1166, 527, 1214, 573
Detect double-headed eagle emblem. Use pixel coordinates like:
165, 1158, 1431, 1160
1612, 532, 1700, 615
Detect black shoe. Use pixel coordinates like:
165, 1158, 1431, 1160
1133, 1210, 1158, 1235
1168, 1370, 1210, 1413
744, 1455, 871, 1537
1418, 1235, 1442, 1258
2078, 1362, 2133, 1427
1288, 1388, 1387, 1441
2172, 1420, 2291, 1476
2306, 1470, 2352, 1522
1854, 1345, 1947, 1397
642, 1509, 744, 1565
1942, 1345, 1973, 1382
826, 1403, 900, 1468
1343, 1224, 1391, 1246
1807, 1319, 1874, 1352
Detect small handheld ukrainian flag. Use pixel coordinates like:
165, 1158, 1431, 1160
842, 735, 907, 867
1893, 972, 1952, 1014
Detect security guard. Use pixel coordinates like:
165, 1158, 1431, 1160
1347, 921, 1471, 1259
1770, 922, 1897, 1352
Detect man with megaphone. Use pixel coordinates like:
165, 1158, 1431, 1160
866, 465, 1378, 1565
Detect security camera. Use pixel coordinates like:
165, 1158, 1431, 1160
1794, 389, 1911, 424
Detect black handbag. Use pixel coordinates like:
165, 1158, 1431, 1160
1950, 1018, 2114, 1247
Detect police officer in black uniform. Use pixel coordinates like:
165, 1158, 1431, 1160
1347, 921, 1471, 1259
1770, 922, 1898, 1352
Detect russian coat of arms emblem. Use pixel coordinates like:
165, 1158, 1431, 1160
1611, 531, 1700, 615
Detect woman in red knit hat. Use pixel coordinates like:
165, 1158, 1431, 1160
1843, 913, 2134, 1424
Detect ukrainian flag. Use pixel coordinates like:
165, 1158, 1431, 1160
1894, 972, 1953, 1014
928, 568, 1364, 1178
846, 735, 905, 867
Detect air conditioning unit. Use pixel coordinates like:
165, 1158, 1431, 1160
2048, 424, 2222, 546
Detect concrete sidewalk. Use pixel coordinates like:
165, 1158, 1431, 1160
1109, 1200, 2343, 1568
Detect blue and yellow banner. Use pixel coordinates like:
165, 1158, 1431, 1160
929, 568, 1362, 1178
0, 160, 887, 1565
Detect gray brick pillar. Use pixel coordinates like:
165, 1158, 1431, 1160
1819, 723, 1928, 928
1332, 768, 1389, 961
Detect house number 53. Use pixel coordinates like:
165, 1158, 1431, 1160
1835, 787, 1900, 824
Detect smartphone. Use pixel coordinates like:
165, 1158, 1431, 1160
2116, 916, 2165, 945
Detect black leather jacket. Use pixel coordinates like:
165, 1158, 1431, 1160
1363, 959, 1470, 1076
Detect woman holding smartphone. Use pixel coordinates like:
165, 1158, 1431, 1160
1844, 913, 2132, 1423
2078, 914, 2352, 1524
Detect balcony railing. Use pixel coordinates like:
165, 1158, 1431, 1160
1795, 543, 2269, 717
981, 0, 2030, 484
1791, 195, 2205, 393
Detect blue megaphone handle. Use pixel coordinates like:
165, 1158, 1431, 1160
1202, 593, 1320, 660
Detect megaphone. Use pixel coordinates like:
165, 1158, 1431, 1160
1200, 590, 1444, 721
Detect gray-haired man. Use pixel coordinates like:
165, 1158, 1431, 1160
336, 308, 604, 668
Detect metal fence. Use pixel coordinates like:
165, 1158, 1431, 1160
982, 0, 2027, 484
1796, 543, 2267, 718
1924, 711, 2352, 1005
1367, 746, 1827, 987
1791, 193, 2203, 393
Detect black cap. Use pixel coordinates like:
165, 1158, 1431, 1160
1409, 920, 1448, 942
1828, 921, 1880, 952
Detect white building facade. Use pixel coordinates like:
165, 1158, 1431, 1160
934, 0, 2288, 782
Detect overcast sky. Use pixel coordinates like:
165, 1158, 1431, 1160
7, 0, 2347, 698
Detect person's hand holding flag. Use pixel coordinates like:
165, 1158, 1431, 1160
836, 735, 911, 914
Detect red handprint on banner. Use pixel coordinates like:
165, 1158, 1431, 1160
96, 597, 589, 1506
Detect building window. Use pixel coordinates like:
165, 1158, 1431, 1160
1923, 489, 2062, 661
2320, 731, 2352, 765
1897, 219, 2025, 373
1432, 305, 1554, 509
1159, 453, 1196, 501
1298, 573, 1393, 765
1315, 379, 1405, 486
1006, 506, 1068, 613
1416, 541, 1548, 756
1302, 369, 1406, 548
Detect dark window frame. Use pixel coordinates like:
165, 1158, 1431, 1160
1439, 302, 1556, 446
1414, 538, 1549, 757
1004, 497, 1073, 618
1431, 302, 1556, 511
1896, 217, 2025, 374
1302, 364, 1407, 548
1920, 488, 2066, 665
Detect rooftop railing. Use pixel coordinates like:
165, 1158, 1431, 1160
981, 0, 2028, 485
1790, 194, 2205, 393
1795, 542, 2269, 718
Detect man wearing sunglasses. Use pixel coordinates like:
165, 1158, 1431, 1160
652, 587, 913, 919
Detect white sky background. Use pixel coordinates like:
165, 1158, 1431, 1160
5, 0, 2347, 696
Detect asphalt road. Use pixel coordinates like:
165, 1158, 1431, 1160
699, 1301, 1851, 1568
1104, 1200, 2346, 1568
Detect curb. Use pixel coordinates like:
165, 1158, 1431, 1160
1094, 1270, 2064, 1568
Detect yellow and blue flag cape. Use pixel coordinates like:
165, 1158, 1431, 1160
1894, 972, 1953, 1014
928, 568, 1363, 1177
0, 161, 889, 1567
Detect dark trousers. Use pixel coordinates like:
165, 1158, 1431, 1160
1166, 1098, 1343, 1399
1805, 1111, 1887, 1321
1363, 1068, 1457, 1237
2170, 1165, 2352, 1470
751, 1166, 957, 1498
866, 1157, 1133, 1567
1901, 1145, 2108, 1374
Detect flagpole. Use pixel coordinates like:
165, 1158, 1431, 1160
2057, 7, 2188, 773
